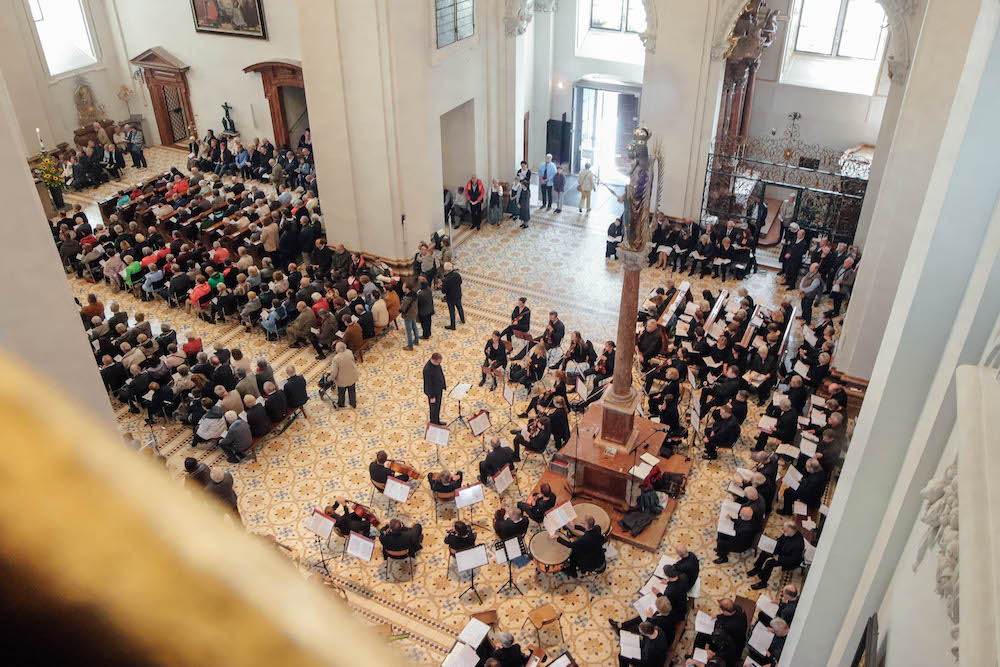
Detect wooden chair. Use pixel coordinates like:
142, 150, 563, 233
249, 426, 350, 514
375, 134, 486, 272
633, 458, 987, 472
432, 488, 457, 522
369, 479, 386, 507
522, 604, 563, 645
384, 548, 414, 581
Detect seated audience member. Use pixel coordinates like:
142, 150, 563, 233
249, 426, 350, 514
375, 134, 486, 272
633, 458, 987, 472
205, 467, 241, 520
283, 365, 309, 410
516, 483, 557, 523
183, 456, 212, 487
191, 400, 226, 447
444, 520, 477, 552
262, 381, 288, 423
244, 394, 271, 438
219, 410, 253, 463
378, 518, 423, 558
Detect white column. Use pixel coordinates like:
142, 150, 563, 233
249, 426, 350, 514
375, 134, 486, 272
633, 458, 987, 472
0, 69, 117, 430
783, 3, 1000, 664
833, 0, 987, 381
851, 78, 904, 248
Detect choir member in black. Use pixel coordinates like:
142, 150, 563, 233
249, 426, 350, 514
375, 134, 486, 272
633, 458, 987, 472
650, 219, 672, 269
714, 505, 756, 564
741, 486, 767, 532
806, 351, 832, 389
673, 543, 700, 589
370, 450, 409, 484
703, 404, 740, 460
444, 520, 477, 551
786, 374, 810, 414
513, 415, 550, 457
703, 335, 735, 381
671, 225, 694, 272
748, 618, 789, 666
749, 522, 805, 589
499, 297, 530, 342
781, 228, 809, 287
520, 370, 568, 417
688, 233, 715, 277
731, 390, 750, 425
609, 597, 676, 643
746, 345, 777, 403
827, 383, 849, 410
700, 598, 748, 665
479, 437, 517, 481
508, 343, 546, 388
557, 515, 606, 577
429, 469, 464, 493
648, 369, 681, 427
326, 499, 374, 537
643, 347, 681, 394
777, 458, 827, 515
700, 365, 740, 413
493, 507, 529, 541
636, 319, 663, 372
712, 236, 736, 282
479, 330, 508, 390
607, 218, 624, 259
754, 397, 798, 451
548, 396, 571, 450
757, 585, 799, 628
490, 632, 528, 667
517, 483, 556, 523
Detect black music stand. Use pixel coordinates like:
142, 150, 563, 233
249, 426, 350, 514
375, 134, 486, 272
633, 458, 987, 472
455, 544, 487, 604
447, 382, 472, 430
495, 537, 525, 596
313, 534, 333, 576
495, 378, 517, 432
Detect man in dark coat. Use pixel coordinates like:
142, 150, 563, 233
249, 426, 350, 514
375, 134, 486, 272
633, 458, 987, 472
422, 352, 446, 425
416, 277, 434, 339
556, 516, 606, 577
441, 263, 465, 330
750, 522, 806, 589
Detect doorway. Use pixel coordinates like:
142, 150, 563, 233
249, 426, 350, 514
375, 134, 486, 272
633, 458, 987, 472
572, 84, 640, 185
281, 86, 310, 149
243, 61, 306, 149
162, 86, 191, 144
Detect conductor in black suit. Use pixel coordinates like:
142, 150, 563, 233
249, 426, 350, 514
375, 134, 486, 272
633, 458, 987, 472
557, 515, 606, 577
423, 352, 446, 425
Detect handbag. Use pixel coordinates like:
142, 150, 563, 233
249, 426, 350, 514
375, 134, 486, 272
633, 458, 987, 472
576, 184, 581, 192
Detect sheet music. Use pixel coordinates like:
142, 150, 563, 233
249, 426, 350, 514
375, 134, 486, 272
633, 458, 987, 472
639, 574, 667, 597
503, 537, 522, 559
803, 327, 818, 347
793, 361, 811, 377
800, 439, 818, 457
91, 339, 99, 351
142, 390, 154, 400
629, 461, 654, 480
736, 467, 754, 481
721, 499, 742, 517
717, 513, 736, 536
757, 535, 777, 553
684, 301, 699, 316
425, 423, 451, 446
800, 429, 819, 443
783, 466, 803, 490
620, 631, 642, 660
688, 576, 701, 598
810, 409, 827, 426
757, 415, 777, 432
503, 382, 515, 406
748, 622, 774, 654
727, 481, 746, 497
455, 544, 488, 572
305, 509, 336, 539
756, 594, 780, 619
469, 410, 491, 436
656, 554, 677, 573
492, 465, 514, 494
457, 617, 490, 647
802, 518, 817, 530
675, 321, 690, 337
449, 383, 472, 400
793, 500, 808, 516
346, 531, 375, 561
695, 610, 716, 635
442, 640, 479, 667
455, 483, 485, 509
811, 394, 827, 408
804, 541, 816, 563
693, 648, 711, 664
776, 444, 800, 458
543, 502, 577, 536
576, 377, 590, 401
798, 415, 810, 427
383, 476, 411, 503
640, 452, 660, 466
549, 654, 574, 667
633, 593, 658, 620
690, 409, 701, 435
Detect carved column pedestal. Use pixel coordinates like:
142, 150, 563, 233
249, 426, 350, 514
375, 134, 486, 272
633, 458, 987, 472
600, 248, 645, 449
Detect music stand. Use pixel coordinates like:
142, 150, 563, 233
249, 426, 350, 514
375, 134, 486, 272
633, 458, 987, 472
495, 537, 525, 596
513, 329, 534, 358
482, 365, 503, 392
425, 422, 450, 467
495, 380, 517, 432
305, 509, 337, 576
447, 382, 473, 429
455, 544, 488, 604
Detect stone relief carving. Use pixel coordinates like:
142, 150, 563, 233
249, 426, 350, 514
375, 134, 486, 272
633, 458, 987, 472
914, 457, 960, 660
503, 0, 533, 37
638, 0, 657, 54
504, 0, 657, 53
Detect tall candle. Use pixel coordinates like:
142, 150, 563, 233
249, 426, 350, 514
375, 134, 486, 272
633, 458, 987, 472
36, 128, 43, 149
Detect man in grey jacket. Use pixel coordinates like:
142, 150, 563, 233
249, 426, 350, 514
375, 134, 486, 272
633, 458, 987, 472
798, 262, 823, 325
828, 257, 856, 316
219, 411, 253, 463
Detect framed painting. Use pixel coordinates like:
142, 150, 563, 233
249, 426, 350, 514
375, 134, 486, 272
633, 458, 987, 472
190, 0, 267, 39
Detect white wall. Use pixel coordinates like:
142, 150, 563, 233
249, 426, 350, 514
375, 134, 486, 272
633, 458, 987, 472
440, 99, 476, 193
514, 21, 535, 169
111, 0, 302, 144
747, 1, 887, 150
0, 0, 131, 156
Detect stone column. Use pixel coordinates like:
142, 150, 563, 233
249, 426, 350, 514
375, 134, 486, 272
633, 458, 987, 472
600, 249, 644, 444
727, 70, 747, 138
739, 60, 759, 139
0, 68, 117, 430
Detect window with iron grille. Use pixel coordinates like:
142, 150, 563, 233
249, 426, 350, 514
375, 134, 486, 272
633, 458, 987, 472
436, 0, 475, 49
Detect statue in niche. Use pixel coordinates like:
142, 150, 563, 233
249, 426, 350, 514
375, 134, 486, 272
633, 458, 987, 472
73, 77, 105, 126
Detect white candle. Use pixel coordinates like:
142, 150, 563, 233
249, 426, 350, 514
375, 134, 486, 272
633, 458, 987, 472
36, 128, 42, 149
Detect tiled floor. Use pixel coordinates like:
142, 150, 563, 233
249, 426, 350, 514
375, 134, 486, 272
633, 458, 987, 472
67, 158, 832, 665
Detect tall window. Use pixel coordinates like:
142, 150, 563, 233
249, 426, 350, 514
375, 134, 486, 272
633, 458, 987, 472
435, 0, 474, 49
28, 0, 99, 76
590, 0, 646, 34
795, 0, 887, 60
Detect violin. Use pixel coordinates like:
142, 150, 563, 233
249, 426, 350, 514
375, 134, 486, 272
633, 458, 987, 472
595, 353, 609, 375
543, 323, 554, 345
389, 459, 421, 480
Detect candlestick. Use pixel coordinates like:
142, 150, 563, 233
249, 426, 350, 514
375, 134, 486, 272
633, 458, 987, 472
36, 128, 44, 152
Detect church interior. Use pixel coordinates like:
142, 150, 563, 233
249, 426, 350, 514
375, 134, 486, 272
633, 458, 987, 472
1, 0, 998, 665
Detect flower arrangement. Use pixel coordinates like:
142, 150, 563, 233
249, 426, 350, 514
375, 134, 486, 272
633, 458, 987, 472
36, 156, 65, 191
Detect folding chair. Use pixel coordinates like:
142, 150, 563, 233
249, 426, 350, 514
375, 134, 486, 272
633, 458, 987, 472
385, 549, 414, 581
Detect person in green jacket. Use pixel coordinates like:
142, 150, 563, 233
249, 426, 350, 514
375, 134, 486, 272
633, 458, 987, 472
123, 255, 143, 287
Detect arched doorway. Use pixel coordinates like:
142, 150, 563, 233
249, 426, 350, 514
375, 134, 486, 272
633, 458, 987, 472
243, 60, 308, 149
131, 47, 196, 146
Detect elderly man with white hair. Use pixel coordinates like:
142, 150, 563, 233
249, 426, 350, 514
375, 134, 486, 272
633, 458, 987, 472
754, 396, 798, 452
749, 521, 805, 590
205, 467, 241, 520
218, 410, 253, 463
488, 632, 528, 667
326, 342, 359, 408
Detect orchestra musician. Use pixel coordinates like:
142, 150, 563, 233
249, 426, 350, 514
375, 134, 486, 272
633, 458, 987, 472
508, 343, 547, 388
517, 483, 556, 523
378, 518, 423, 558
511, 415, 551, 457
587, 341, 616, 385
558, 331, 596, 373
370, 450, 409, 484
444, 520, 477, 551
519, 370, 567, 418
499, 297, 531, 342
493, 507, 529, 541
490, 632, 529, 667
325, 499, 375, 537
556, 515, 606, 577
548, 396, 571, 450
636, 319, 664, 372
511, 311, 565, 363
699, 365, 740, 413
479, 437, 517, 482
479, 330, 508, 390
429, 469, 464, 494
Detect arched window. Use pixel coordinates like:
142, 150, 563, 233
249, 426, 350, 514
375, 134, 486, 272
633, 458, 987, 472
26, 0, 99, 77
795, 0, 887, 61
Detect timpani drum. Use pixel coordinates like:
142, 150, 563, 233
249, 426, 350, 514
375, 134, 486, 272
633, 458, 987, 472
573, 502, 612, 537
529, 532, 571, 573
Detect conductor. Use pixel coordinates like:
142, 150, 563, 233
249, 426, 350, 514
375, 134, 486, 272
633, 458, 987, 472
556, 515, 606, 578
423, 352, 446, 425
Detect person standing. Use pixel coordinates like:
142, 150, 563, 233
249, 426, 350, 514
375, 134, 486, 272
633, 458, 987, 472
124, 124, 146, 169
553, 164, 566, 213
829, 256, 856, 316
518, 178, 531, 229
423, 352, 447, 426
417, 277, 434, 339
441, 262, 465, 330
327, 341, 358, 408
487, 179, 503, 225
400, 281, 419, 351
466, 173, 485, 230
538, 153, 555, 209
577, 162, 595, 213
798, 262, 823, 325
